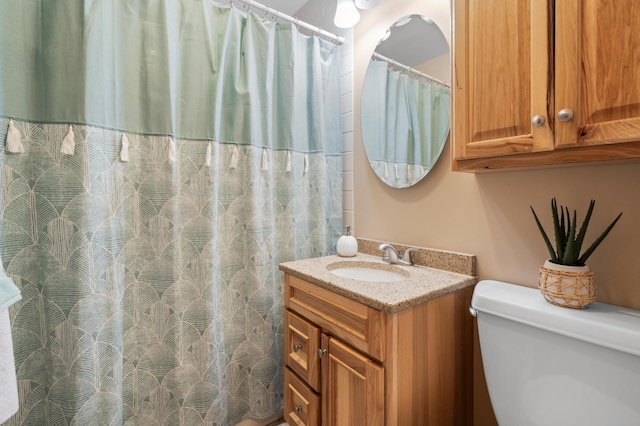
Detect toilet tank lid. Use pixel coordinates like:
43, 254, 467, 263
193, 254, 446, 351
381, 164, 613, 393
471, 280, 640, 357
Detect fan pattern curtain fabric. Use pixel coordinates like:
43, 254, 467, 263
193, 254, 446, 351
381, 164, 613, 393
0, 2, 341, 426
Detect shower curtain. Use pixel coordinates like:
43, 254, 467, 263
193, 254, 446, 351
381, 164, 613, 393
361, 61, 450, 187
0, 2, 342, 425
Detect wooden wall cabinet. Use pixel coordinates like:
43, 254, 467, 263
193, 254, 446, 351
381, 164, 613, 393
283, 274, 473, 426
453, 0, 640, 171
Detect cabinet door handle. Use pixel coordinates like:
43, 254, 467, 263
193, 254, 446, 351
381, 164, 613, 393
531, 115, 546, 127
293, 344, 302, 352
293, 405, 302, 414
557, 108, 574, 122
317, 348, 327, 358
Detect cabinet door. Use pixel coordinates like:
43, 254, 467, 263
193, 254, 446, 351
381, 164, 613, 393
321, 335, 384, 426
453, 0, 554, 161
555, 0, 640, 148
286, 309, 321, 391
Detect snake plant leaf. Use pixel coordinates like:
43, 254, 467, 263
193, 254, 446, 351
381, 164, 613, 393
552, 199, 565, 262
531, 206, 558, 263
578, 211, 623, 265
532, 199, 621, 266
573, 199, 596, 259
562, 209, 580, 265
560, 204, 568, 261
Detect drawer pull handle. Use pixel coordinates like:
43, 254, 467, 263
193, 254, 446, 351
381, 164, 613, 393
293, 344, 303, 352
293, 405, 302, 414
317, 348, 327, 358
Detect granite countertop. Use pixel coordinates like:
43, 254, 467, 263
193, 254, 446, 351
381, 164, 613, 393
279, 252, 477, 314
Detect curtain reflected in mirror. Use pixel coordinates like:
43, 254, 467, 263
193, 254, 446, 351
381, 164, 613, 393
361, 14, 450, 188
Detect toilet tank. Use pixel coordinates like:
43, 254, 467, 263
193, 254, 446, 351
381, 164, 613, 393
471, 280, 640, 426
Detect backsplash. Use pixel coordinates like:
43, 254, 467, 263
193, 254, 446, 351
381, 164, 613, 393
356, 237, 476, 276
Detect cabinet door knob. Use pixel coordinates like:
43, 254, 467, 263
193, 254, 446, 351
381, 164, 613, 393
531, 115, 546, 127
557, 108, 574, 122
293, 405, 302, 414
293, 344, 302, 352
317, 348, 327, 358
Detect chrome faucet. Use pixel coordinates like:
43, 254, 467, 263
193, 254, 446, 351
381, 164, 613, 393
378, 244, 419, 266
378, 243, 400, 264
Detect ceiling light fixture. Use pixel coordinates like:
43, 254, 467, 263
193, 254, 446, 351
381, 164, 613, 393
334, 0, 360, 29
354, 0, 381, 10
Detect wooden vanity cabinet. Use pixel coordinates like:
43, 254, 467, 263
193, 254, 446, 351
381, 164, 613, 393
283, 274, 474, 426
452, 0, 640, 171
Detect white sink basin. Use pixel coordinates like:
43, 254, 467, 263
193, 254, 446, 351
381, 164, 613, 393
327, 262, 408, 282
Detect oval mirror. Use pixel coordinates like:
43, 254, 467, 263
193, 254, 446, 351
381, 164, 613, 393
361, 14, 450, 188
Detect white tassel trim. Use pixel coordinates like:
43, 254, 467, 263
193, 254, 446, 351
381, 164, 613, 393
229, 146, 239, 169
285, 150, 292, 172
60, 125, 75, 155
261, 148, 268, 171
5, 119, 24, 153
394, 163, 399, 181
304, 154, 309, 174
120, 134, 130, 162
204, 142, 212, 167
168, 137, 177, 163
383, 162, 389, 178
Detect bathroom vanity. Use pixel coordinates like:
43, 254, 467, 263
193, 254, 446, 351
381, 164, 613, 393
280, 242, 476, 426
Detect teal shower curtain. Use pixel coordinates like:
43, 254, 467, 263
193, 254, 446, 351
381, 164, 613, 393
0, 2, 342, 425
361, 61, 449, 187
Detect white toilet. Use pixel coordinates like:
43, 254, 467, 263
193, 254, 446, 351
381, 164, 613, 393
471, 280, 640, 426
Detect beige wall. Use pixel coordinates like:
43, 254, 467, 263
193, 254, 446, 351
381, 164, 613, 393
353, 0, 640, 425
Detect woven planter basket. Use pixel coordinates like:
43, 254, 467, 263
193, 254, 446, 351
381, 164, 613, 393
538, 260, 595, 309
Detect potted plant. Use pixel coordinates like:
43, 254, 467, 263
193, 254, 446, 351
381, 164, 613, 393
530, 198, 622, 308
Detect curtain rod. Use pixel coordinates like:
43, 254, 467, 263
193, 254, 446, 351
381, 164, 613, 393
372, 52, 450, 88
230, 0, 345, 45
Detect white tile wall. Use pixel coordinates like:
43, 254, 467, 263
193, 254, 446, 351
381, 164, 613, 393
295, 1, 355, 235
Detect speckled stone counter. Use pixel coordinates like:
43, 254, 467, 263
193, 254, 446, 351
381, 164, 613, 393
279, 251, 477, 314
356, 237, 476, 276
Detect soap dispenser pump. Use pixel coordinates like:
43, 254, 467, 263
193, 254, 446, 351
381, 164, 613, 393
337, 226, 358, 257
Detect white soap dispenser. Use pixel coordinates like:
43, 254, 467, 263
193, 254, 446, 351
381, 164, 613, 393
336, 226, 358, 257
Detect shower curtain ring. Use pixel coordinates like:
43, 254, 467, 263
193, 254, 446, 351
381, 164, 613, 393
262, 5, 270, 20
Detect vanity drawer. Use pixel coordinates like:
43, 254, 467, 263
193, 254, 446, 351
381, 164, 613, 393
285, 309, 321, 391
284, 274, 384, 362
284, 367, 320, 426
